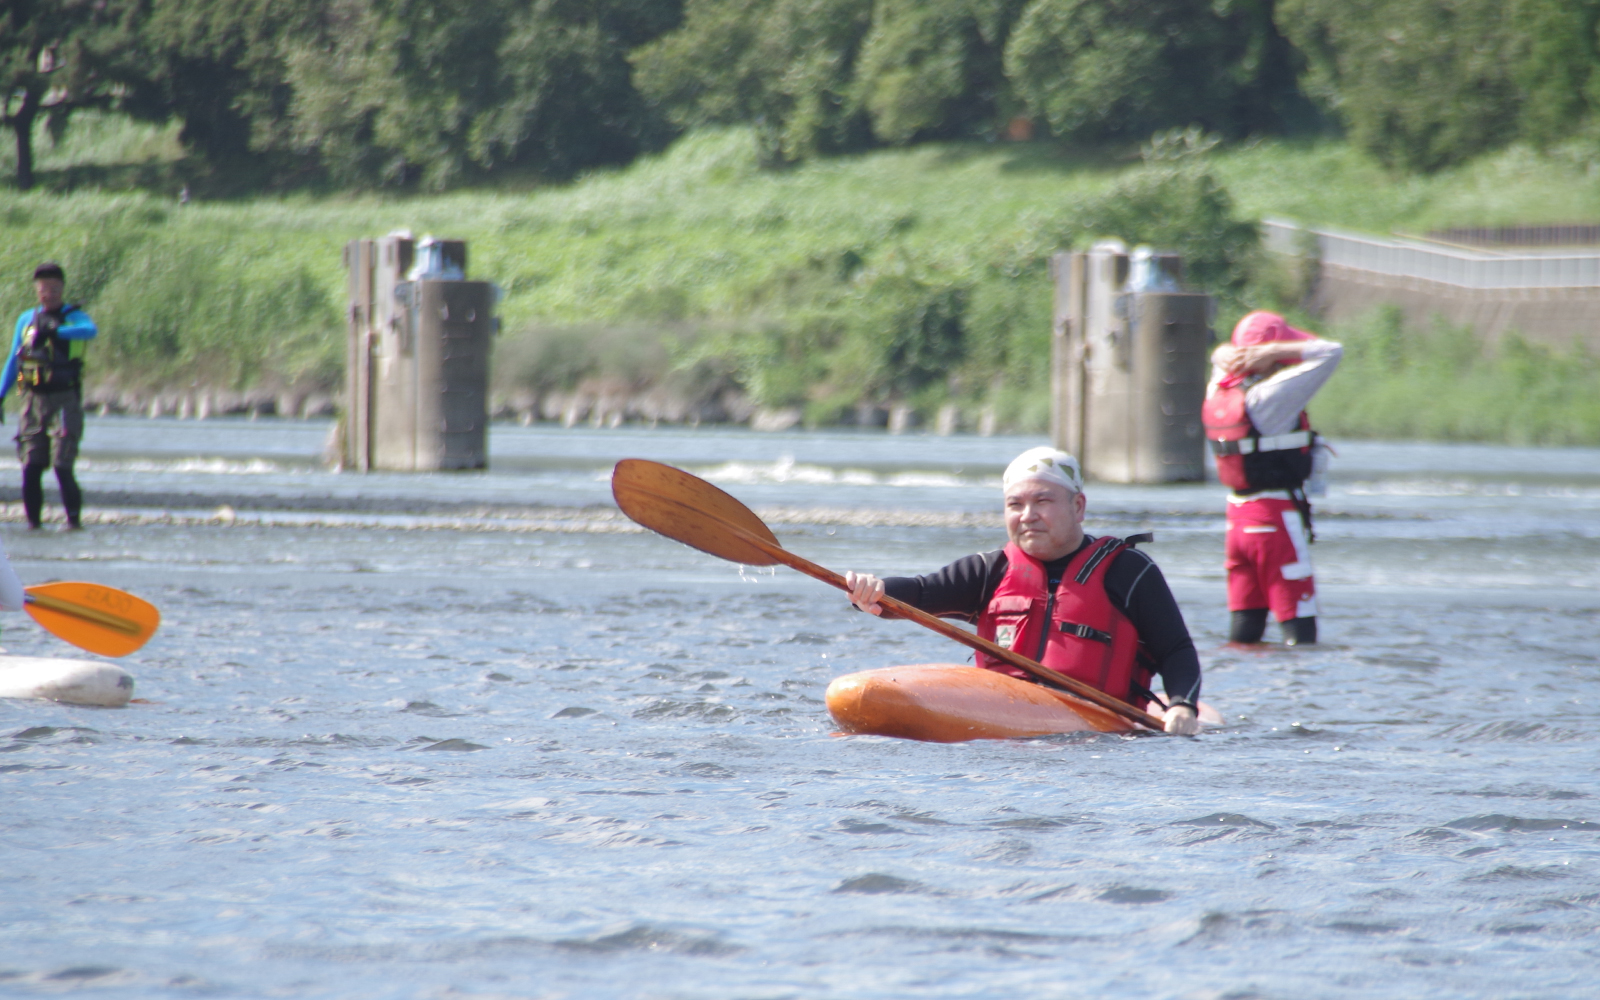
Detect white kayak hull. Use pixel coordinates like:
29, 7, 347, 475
0, 656, 135, 707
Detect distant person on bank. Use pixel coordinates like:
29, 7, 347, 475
843, 447, 1206, 736
2, 262, 96, 530
1203, 311, 1342, 645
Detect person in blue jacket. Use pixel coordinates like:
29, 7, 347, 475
3, 262, 97, 529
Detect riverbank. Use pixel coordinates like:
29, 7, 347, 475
5, 127, 1600, 441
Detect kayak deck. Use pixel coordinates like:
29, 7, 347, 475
0, 657, 135, 707
825, 663, 1135, 741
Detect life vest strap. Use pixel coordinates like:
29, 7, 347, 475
1058, 621, 1113, 644
1209, 429, 1311, 457
1129, 679, 1170, 712
1073, 536, 1124, 585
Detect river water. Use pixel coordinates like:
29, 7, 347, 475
1, 418, 1597, 999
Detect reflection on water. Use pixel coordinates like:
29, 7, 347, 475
0, 417, 1595, 998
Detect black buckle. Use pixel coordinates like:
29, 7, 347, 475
1059, 621, 1112, 644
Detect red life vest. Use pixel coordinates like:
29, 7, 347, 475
1202, 385, 1314, 494
974, 538, 1150, 705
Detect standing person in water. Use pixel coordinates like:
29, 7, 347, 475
3, 262, 96, 530
1203, 311, 1342, 645
844, 447, 1205, 735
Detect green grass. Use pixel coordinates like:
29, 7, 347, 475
0, 112, 185, 174
1, 124, 1598, 439
1309, 307, 1600, 445
1212, 137, 1600, 233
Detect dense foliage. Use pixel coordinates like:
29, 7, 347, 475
10, 0, 1600, 189
1278, 0, 1600, 172
4, 0, 687, 191
633, 0, 1307, 163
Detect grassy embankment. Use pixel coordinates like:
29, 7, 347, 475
2, 115, 1598, 441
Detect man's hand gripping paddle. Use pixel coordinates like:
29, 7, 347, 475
24, 582, 161, 657
610, 459, 1166, 731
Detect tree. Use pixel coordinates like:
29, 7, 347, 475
113, 0, 320, 169
1276, 0, 1600, 171
287, 0, 682, 188
469, 0, 683, 176
0, 0, 126, 189
637, 0, 1043, 160
851, 0, 1028, 144
1511, 0, 1600, 150
632, 0, 875, 164
1004, 0, 1307, 142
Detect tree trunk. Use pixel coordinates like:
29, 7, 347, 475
9, 88, 41, 192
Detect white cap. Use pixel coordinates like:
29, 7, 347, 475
1002, 447, 1084, 494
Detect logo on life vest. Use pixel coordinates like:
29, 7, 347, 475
995, 624, 1018, 649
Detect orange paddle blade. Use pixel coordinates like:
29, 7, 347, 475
24, 582, 161, 657
611, 459, 784, 566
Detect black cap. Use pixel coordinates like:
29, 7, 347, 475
32, 261, 64, 282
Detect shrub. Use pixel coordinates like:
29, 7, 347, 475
1311, 307, 1600, 445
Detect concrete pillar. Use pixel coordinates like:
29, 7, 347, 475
345, 236, 493, 471
1052, 245, 1212, 484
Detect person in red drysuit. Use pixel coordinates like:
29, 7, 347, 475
1204, 311, 1342, 645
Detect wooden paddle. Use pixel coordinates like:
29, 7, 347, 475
23, 582, 161, 657
611, 458, 1166, 731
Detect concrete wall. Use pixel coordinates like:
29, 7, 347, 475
1265, 219, 1600, 349
1311, 267, 1600, 350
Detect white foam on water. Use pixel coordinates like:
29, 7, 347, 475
0, 457, 292, 475
1343, 479, 1600, 499
692, 456, 975, 489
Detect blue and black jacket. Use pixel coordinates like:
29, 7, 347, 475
4, 305, 97, 401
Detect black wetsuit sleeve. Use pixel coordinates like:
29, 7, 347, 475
1103, 548, 1202, 706
879, 549, 1006, 623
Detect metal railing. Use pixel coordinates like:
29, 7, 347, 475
1428, 225, 1600, 248
1263, 218, 1600, 290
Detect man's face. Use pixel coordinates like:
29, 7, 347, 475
34, 279, 63, 311
1003, 478, 1086, 561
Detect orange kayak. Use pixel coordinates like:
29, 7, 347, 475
825, 663, 1139, 741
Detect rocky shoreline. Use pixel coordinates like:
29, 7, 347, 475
488, 378, 1005, 434
81, 385, 341, 421
78, 377, 1009, 434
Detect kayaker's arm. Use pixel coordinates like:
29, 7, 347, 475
875, 550, 1005, 623
843, 572, 887, 616
1103, 549, 1202, 707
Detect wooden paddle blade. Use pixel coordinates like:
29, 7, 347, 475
24, 582, 161, 657
612, 459, 783, 566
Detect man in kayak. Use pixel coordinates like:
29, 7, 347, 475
1202, 311, 1342, 645
3, 262, 98, 530
844, 446, 1204, 735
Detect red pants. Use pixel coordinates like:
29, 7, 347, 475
1225, 497, 1317, 621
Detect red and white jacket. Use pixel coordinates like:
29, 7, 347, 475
1203, 339, 1341, 497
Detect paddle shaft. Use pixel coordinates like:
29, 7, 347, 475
687, 509, 1165, 730
26, 593, 142, 636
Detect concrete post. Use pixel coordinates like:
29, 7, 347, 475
1052, 245, 1211, 484
1050, 252, 1087, 459
344, 236, 493, 471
